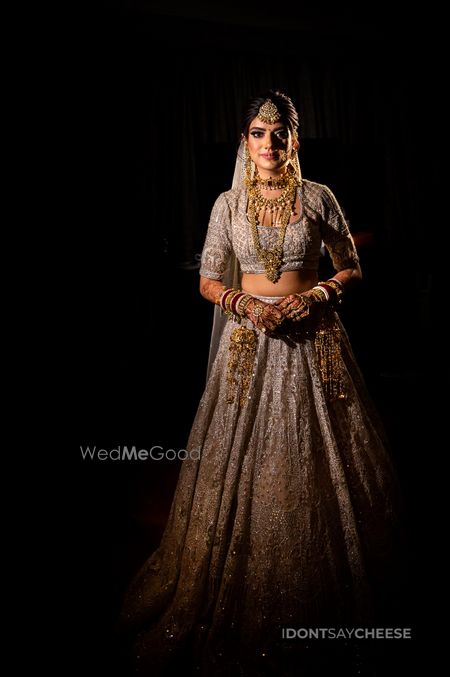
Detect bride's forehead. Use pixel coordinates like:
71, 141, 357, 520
249, 118, 287, 130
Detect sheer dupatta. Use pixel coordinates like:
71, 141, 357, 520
205, 141, 244, 378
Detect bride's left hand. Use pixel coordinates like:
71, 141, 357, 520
275, 292, 314, 321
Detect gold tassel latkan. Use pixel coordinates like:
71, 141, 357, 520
226, 327, 257, 407
314, 316, 346, 402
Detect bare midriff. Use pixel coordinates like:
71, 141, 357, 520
241, 269, 318, 297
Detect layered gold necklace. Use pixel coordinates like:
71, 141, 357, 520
246, 169, 299, 283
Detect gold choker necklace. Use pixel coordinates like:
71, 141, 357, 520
255, 174, 289, 190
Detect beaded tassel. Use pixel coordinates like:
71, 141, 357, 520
226, 327, 257, 407
314, 315, 346, 402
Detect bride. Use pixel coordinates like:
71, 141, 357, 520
118, 90, 403, 676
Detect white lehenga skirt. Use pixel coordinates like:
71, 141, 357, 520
119, 298, 402, 676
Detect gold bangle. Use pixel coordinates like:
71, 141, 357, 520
215, 285, 227, 305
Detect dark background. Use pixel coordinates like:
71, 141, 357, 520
67, 2, 443, 675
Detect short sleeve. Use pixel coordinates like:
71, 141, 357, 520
199, 193, 232, 280
320, 186, 359, 271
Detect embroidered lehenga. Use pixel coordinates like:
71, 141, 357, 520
119, 165, 402, 676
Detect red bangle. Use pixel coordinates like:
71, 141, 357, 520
328, 277, 344, 290
318, 283, 336, 299
220, 288, 235, 311
230, 292, 245, 315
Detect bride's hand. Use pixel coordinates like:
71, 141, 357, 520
244, 298, 285, 333
274, 293, 313, 321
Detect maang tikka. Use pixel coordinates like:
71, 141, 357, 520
257, 99, 281, 124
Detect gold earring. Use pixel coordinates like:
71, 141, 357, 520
243, 142, 255, 183
290, 151, 301, 181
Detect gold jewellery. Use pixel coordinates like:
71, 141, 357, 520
314, 311, 346, 402
258, 99, 281, 124
254, 175, 289, 190
243, 98, 301, 283
226, 326, 257, 407
246, 168, 299, 283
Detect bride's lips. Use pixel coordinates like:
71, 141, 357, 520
260, 153, 278, 159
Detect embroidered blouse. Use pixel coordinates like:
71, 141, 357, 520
199, 180, 359, 280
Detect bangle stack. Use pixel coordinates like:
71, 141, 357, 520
310, 285, 330, 302
293, 278, 344, 309
219, 288, 254, 319
214, 285, 227, 305
317, 278, 344, 305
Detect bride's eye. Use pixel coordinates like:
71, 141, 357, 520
250, 131, 264, 138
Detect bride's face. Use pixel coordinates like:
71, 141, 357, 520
246, 117, 296, 177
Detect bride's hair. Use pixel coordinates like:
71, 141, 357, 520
241, 90, 299, 137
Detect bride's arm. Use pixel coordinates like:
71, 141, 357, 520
199, 276, 225, 305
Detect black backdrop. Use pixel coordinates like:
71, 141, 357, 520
68, 3, 443, 675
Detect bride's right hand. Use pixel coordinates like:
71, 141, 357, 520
244, 298, 284, 333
